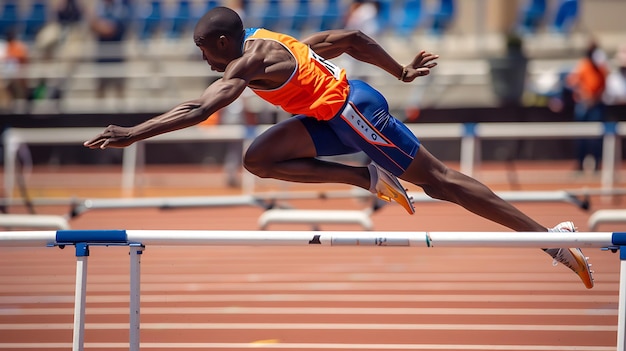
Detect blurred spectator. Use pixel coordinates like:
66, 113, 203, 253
487, 33, 530, 177
489, 33, 529, 109
604, 44, 626, 106
344, 0, 380, 37
89, 0, 131, 100
0, 30, 29, 112
566, 40, 609, 172
342, 1, 380, 83
29, 0, 85, 113
58, 0, 84, 26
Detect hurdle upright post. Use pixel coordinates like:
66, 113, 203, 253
72, 243, 89, 351
613, 232, 626, 351
129, 243, 144, 351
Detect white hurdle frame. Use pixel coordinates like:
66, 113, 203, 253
0, 229, 625, 351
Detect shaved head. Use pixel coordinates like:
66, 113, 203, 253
194, 6, 244, 47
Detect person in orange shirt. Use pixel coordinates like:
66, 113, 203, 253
85, 6, 594, 289
3, 30, 29, 106
567, 41, 609, 171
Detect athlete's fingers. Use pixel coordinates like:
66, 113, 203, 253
415, 68, 431, 76
84, 136, 106, 149
410, 52, 439, 69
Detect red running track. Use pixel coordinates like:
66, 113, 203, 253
0, 187, 623, 350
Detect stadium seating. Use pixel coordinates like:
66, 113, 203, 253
429, 0, 455, 36
23, 1, 48, 41
260, 0, 282, 32
317, 0, 342, 31
376, 0, 393, 33
203, 0, 219, 14
0, 1, 19, 37
518, 0, 547, 34
393, 0, 423, 37
167, 0, 192, 38
551, 0, 579, 34
138, 0, 163, 40
288, 0, 310, 37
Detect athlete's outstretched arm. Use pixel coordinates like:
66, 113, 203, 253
301, 29, 438, 82
83, 77, 247, 149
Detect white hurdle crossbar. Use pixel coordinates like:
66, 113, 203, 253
61, 188, 597, 218
1, 229, 625, 351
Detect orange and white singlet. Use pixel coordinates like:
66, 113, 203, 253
243, 28, 350, 121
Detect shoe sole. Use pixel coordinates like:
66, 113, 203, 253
568, 248, 594, 289
377, 177, 415, 215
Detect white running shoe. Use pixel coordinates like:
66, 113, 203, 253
546, 221, 594, 289
368, 163, 415, 215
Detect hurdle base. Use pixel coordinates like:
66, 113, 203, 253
49, 240, 144, 351
258, 209, 373, 230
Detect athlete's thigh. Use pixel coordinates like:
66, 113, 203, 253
246, 117, 317, 161
329, 80, 421, 176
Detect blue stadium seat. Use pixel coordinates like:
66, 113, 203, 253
551, 0, 579, 34
429, 0, 454, 36
139, 0, 162, 40
376, 0, 393, 33
394, 0, 423, 37
288, 0, 310, 37
318, 0, 342, 31
23, 1, 48, 41
0, 1, 19, 37
261, 0, 282, 31
518, 0, 547, 34
193, 1, 218, 25
168, 0, 192, 38
204, 0, 219, 13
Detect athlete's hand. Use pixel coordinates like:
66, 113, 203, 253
84, 125, 134, 149
400, 50, 439, 82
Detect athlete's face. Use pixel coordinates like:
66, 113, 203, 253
197, 35, 239, 73
199, 45, 228, 72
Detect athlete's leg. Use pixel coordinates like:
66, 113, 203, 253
243, 116, 370, 188
399, 146, 594, 288
399, 145, 547, 232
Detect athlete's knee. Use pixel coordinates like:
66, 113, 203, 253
243, 145, 278, 178
419, 167, 457, 201
243, 147, 265, 177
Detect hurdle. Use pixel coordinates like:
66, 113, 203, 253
54, 186, 603, 219
258, 208, 374, 230
589, 210, 626, 231
0, 229, 625, 351
0, 214, 70, 230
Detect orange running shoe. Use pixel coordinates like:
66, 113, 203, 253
546, 221, 594, 289
368, 163, 415, 215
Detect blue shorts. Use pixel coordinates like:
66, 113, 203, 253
296, 80, 420, 176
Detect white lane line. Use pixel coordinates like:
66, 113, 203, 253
0, 307, 617, 316
0, 322, 616, 331
3, 272, 617, 284
0, 281, 619, 292
0, 342, 616, 350
0, 293, 617, 304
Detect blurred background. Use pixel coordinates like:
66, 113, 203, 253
0, 0, 625, 197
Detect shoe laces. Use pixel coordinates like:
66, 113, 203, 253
551, 248, 594, 274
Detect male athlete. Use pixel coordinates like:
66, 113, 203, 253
84, 6, 594, 288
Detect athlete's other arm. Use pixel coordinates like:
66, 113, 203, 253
84, 56, 260, 149
301, 29, 438, 82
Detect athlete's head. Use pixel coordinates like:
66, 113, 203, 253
193, 6, 245, 72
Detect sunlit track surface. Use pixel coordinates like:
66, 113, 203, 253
2, 161, 626, 350
0, 244, 620, 351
